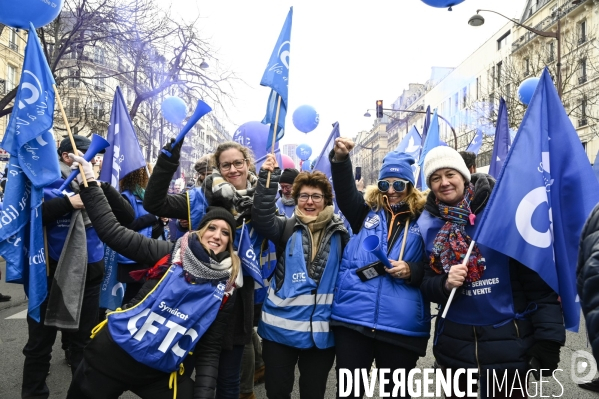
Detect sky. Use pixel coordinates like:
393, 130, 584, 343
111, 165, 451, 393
171, 0, 525, 159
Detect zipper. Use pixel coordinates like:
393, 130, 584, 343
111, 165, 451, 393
513, 320, 520, 338
473, 326, 481, 375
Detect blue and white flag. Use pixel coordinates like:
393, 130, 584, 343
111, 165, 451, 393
99, 245, 125, 310
417, 109, 440, 191
0, 24, 60, 322
466, 128, 483, 155
239, 222, 264, 287
255, 148, 283, 173
488, 98, 511, 179
99, 86, 146, 187
395, 126, 422, 161
261, 7, 293, 151
474, 69, 599, 331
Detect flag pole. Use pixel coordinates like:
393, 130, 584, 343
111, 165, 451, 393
265, 95, 282, 188
53, 85, 88, 188
441, 240, 476, 318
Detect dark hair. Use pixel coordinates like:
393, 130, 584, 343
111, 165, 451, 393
459, 151, 477, 170
291, 171, 334, 206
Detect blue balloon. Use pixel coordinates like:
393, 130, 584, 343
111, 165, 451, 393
301, 161, 311, 171
292, 105, 319, 133
420, 0, 465, 9
161, 97, 188, 125
0, 0, 64, 29
295, 144, 312, 161
518, 77, 540, 105
233, 121, 279, 161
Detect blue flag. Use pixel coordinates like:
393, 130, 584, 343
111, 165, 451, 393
466, 128, 483, 155
255, 148, 283, 173
474, 69, 599, 331
239, 223, 264, 287
593, 150, 599, 183
99, 245, 125, 310
261, 7, 293, 151
488, 98, 512, 179
421, 105, 431, 148
0, 24, 61, 322
417, 109, 440, 191
395, 126, 422, 161
99, 86, 147, 186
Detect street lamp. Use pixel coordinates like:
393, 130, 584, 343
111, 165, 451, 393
467, 5, 579, 99
365, 107, 458, 150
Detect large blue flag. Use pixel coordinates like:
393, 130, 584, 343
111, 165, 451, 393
417, 109, 440, 191
474, 69, 599, 331
593, 149, 599, 183
0, 24, 60, 322
99, 86, 146, 186
239, 222, 264, 287
488, 98, 511, 179
466, 128, 483, 155
261, 7, 293, 151
395, 126, 422, 160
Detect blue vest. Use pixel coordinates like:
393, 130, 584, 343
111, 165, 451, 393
44, 179, 103, 263
276, 198, 295, 218
418, 210, 516, 326
168, 188, 207, 242
117, 190, 152, 264
107, 265, 226, 373
331, 209, 431, 337
258, 228, 342, 349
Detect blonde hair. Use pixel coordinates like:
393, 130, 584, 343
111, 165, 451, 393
212, 142, 256, 173
363, 183, 425, 219
195, 222, 240, 284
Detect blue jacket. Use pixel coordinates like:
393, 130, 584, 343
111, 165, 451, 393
276, 197, 295, 218
118, 190, 152, 264
331, 209, 430, 337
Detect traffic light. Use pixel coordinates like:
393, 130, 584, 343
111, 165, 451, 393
376, 100, 383, 118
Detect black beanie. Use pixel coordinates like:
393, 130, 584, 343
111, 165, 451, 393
280, 168, 299, 185
199, 206, 236, 233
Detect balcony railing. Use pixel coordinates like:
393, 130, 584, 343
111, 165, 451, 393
579, 75, 587, 84
8, 42, 18, 52
578, 36, 587, 45
579, 119, 588, 127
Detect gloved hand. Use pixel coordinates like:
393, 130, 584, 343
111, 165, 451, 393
161, 137, 184, 162
527, 340, 561, 377
68, 151, 96, 185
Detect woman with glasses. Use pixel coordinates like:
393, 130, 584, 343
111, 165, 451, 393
251, 154, 350, 399
328, 138, 430, 399
144, 140, 275, 399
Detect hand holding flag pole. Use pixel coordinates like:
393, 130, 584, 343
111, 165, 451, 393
266, 95, 282, 188
441, 240, 476, 319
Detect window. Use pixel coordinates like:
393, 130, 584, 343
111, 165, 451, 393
67, 98, 79, 118
497, 31, 510, 50
547, 42, 555, 62
489, 94, 495, 118
506, 83, 511, 100
6, 65, 16, 91
462, 87, 467, 108
579, 96, 588, 127
453, 93, 458, 114
8, 29, 18, 52
476, 77, 481, 100
496, 61, 502, 87
93, 101, 104, 120
68, 70, 80, 88
524, 58, 530, 77
95, 76, 106, 91
579, 58, 587, 84
578, 20, 587, 44
93, 47, 105, 64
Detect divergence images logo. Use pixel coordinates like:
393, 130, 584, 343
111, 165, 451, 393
571, 350, 598, 384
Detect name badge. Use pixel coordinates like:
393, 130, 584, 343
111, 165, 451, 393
364, 215, 380, 229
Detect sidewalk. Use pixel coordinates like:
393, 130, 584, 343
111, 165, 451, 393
0, 259, 28, 311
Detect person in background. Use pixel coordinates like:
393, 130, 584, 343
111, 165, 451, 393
275, 168, 299, 217
459, 151, 477, 174
253, 154, 349, 399
329, 139, 430, 399
419, 146, 564, 398
195, 155, 214, 187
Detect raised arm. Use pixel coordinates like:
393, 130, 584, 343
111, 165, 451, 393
252, 167, 287, 244
98, 182, 135, 226
143, 152, 189, 220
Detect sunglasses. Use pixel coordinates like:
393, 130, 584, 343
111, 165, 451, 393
377, 179, 409, 193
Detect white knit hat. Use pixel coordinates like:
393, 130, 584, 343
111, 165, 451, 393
423, 146, 471, 187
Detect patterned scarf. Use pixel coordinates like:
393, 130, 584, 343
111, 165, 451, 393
430, 184, 486, 283
208, 170, 258, 221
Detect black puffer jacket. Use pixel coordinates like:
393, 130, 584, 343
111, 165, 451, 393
420, 174, 565, 371
251, 169, 349, 292
144, 154, 254, 348
79, 182, 235, 399
577, 202, 599, 361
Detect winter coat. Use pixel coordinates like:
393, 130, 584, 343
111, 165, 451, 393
144, 154, 255, 348
329, 152, 429, 356
251, 169, 349, 348
577, 202, 599, 361
419, 173, 565, 371
79, 182, 235, 398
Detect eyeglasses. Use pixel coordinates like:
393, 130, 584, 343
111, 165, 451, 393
219, 159, 247, 171
377, 179, 409, 193
298, 193, 324, 203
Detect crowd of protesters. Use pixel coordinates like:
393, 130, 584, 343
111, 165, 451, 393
13, 132, 599, 399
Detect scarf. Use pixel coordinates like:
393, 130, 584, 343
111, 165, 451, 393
205, 170, 258, 221
295, 205, 334, 261
430, 184, 486, 283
